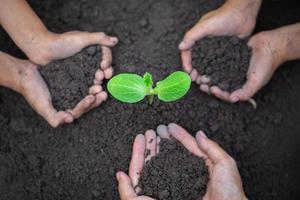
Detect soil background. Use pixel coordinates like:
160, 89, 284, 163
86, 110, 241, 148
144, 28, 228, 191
0, 0, 300, 200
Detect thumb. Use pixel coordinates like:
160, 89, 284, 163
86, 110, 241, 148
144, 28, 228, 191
88, 32, 118, 47
116, 171, 137, 199
196, 131, 232, 164
229, 76, 262, 103
179, 21, 209, 51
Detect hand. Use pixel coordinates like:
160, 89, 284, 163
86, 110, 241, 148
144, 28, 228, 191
201, 25, 297, 103
0, 0, 118, 127
170, 124, 247, 200
179, 0, 261, 76
116, 123, 247, 200
178, 0, 261, 103
0, 51, 109, 127
17, 31, 117, 127
116, 126, 175, 200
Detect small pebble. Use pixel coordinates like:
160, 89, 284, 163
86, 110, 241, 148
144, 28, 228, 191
55, 170, 61, 178
139, 18, 148, 28
92, 190, 100, 197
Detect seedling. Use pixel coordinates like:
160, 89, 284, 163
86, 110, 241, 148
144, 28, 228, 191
107, 71, 191, 104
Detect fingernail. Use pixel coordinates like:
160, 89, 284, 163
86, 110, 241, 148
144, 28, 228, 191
196, 131, 207, 140
111, 37, 118, 43
116, 172, 121, 180
199, 131, 208, 139
231, 96, 239, 103
167, 123, 179, 136
178, 41, 185, 50
65, 116, 73, 123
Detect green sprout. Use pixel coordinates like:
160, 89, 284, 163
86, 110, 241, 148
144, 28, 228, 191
107, 71, 191, 104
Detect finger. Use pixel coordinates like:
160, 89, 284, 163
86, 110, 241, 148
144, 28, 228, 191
181, 50, 193, 74
47, 111, 74, 128
190, 69, 198, 82
168, 123, 206, 158
156, 124, 171, 139
178, 21, 209, 50
196, 131, 232, 164
156, 136, 161, 154
145, 130, 157, 161
210, 86, 231, 102
95, 69, 105, 83
229, 75, 262, 103
199, 84, 210, 94
129, 134, 146, 188
89, 32, 118, 47
116, 171, 137, 199
89, 85, 102, 95
103, 67, 114, 79
51, 31, 117, 61
90, 91, 108, 109
36, 99, 74, 127
100, 46, 112, 70
200, 75, 211, 84
66, 95, 95, 119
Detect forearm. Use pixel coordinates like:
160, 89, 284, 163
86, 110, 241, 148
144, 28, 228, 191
227, 0, 262, 18
0, 0, 50, 55
0, 51, 22, 92
282, 22, 300, 62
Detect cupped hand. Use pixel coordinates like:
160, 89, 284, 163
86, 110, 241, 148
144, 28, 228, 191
179, 0, 261, 76
18, 60, 108, 128
179, 0, 262, 104
23, 31, 118, 127
116, 123, 247, 200
198, 29, 287, 103
48, 31, 117, 81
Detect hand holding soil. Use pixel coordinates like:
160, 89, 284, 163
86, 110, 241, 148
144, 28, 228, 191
179, 0, 262, 102
178, 0, 262, 69
0, 0, 118, 127
179, 0, 300, 106
117, 123, 247, 200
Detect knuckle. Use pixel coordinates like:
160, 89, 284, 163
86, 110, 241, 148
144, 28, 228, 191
98, 32, 107, 40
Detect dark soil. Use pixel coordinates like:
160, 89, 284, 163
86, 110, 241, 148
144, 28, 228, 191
138, 139, 208, 200
192, 36, 251, 91
40, 46, 101, 110
0, 0, 300, 200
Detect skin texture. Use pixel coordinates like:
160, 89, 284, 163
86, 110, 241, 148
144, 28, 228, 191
116, 123, 247, 200
0, 0, 118, 127
179, 0, 300, 103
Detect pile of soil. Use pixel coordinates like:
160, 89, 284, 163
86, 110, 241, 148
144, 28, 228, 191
0, 0, 300, 200
138, 139, 208, 200
192, 36, 251, 91
40, 46, 101, 110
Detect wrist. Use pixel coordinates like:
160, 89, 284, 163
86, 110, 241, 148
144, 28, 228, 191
0, 52, 24, 92
24, 30, 57, 66
227, 0, 262, 16
281, 23, 300, 62
224, 0, 262, 34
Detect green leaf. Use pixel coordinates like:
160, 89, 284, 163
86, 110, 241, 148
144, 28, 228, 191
107, 73, 147, 103
154, 71, 191, 102
143, 72, 153, 92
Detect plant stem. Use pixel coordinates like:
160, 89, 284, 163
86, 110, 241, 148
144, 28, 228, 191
149, 94, 154, 105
